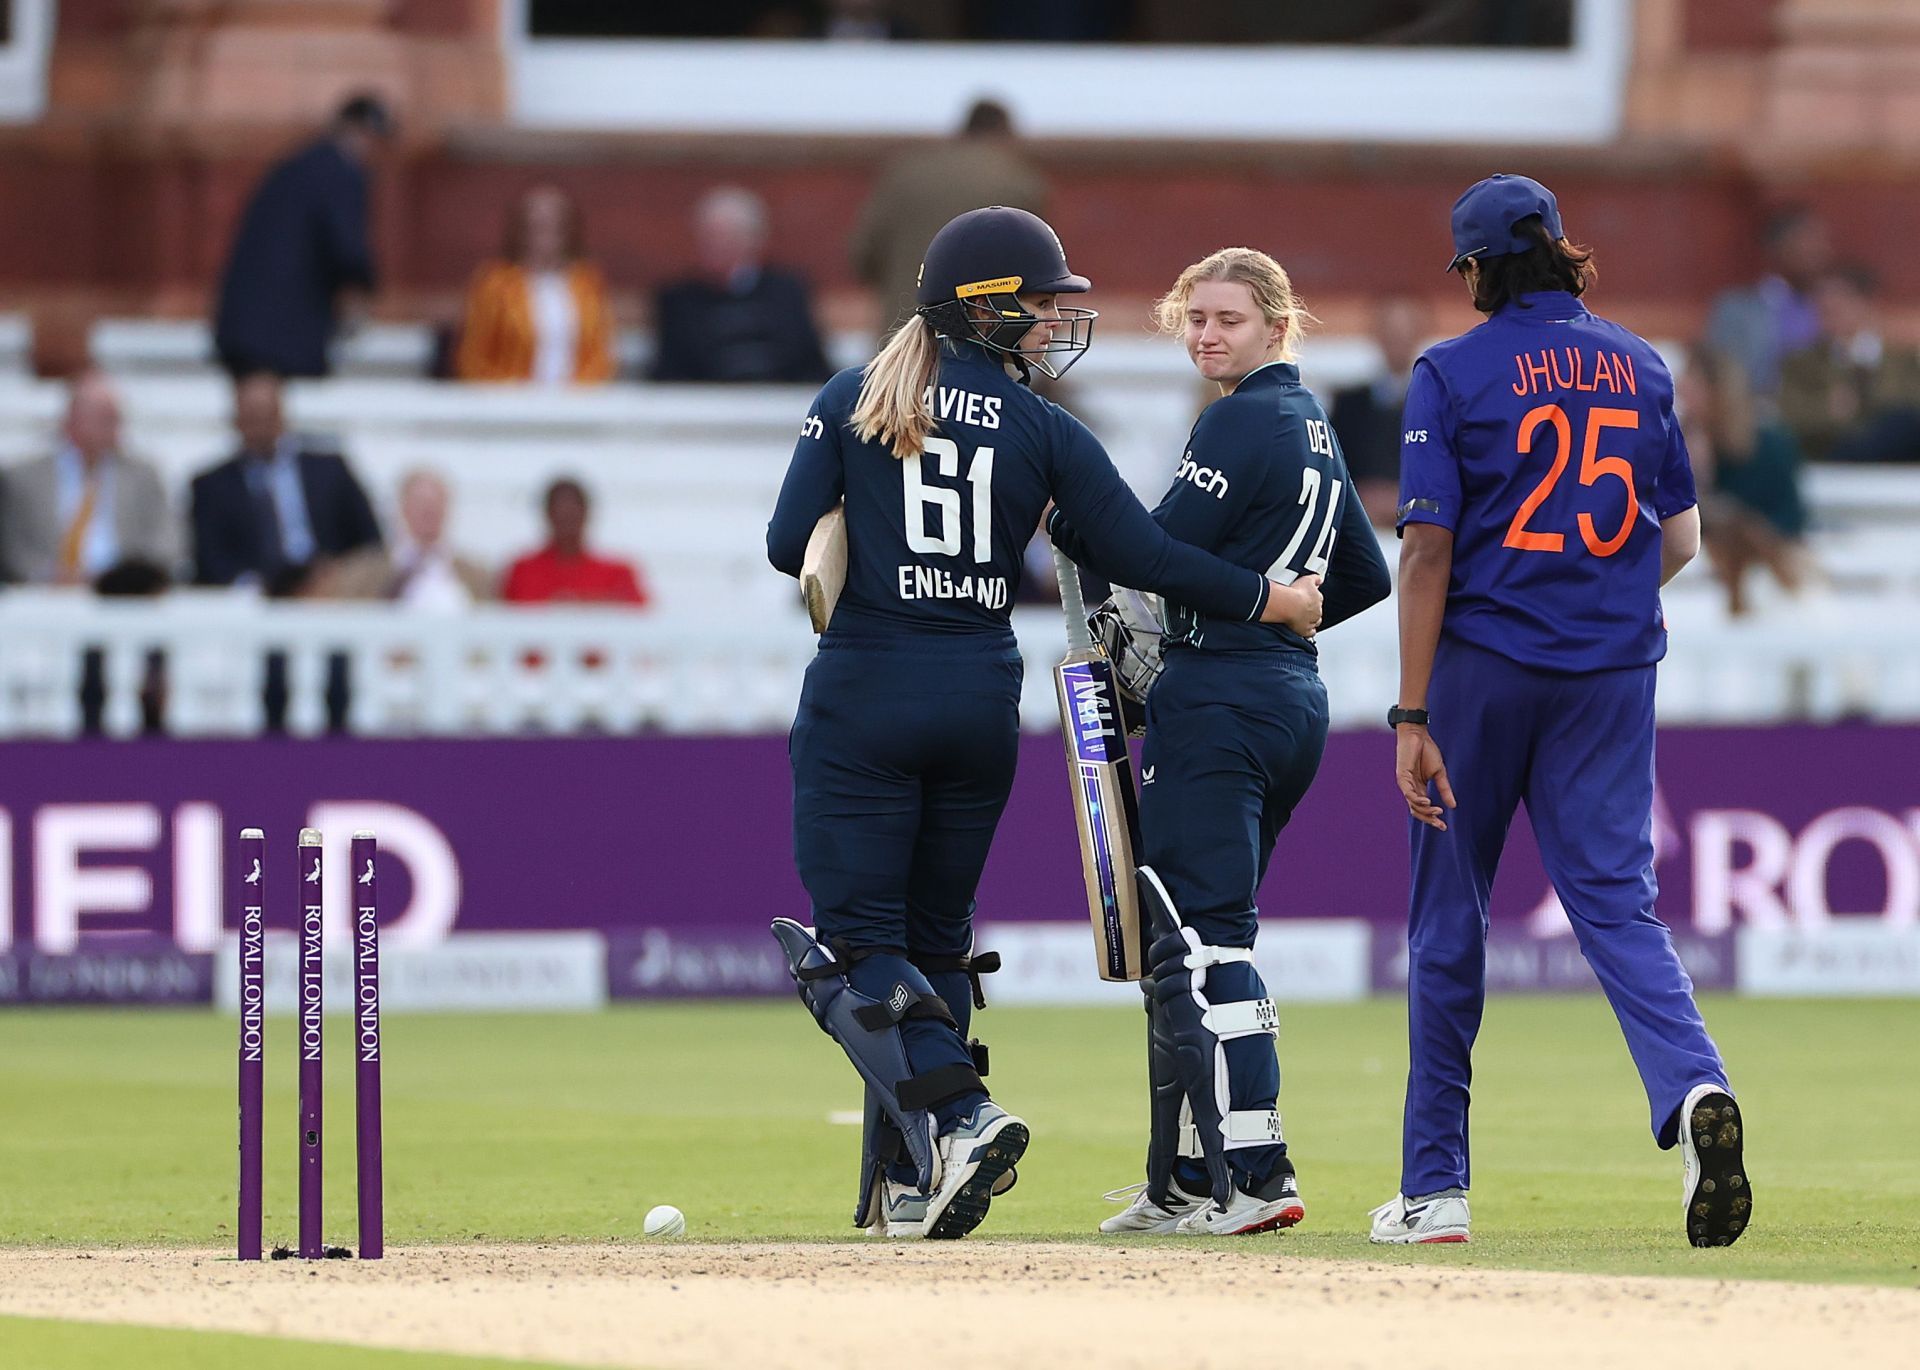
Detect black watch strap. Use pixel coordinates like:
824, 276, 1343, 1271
1388, 707, 1430, 728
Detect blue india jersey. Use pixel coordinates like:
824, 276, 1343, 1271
1396, 291, 1698, 673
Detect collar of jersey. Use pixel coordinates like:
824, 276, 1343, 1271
1228, 360, 1300, 392
1493, 291, 1589, 322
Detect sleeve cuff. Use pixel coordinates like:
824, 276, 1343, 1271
1655, 495, 1700, 521
1395, 497, 1456, 537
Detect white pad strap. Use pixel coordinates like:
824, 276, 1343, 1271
1172, 928, 1254, 972
1223, 1108, 1285, 1148
1201, 997, 1278, 1039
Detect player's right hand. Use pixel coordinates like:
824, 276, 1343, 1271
1261, 574, 1323, 636
1395, 725, 1456, 830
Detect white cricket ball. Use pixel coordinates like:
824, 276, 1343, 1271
644, 1204, 686, 1238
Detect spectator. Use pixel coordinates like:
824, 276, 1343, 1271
1329, 295, 1428, 526
213, 94, 393, 379
1777, 265, 1920, 464
1, 370, 178, 585
1702, 205, 1831, 398
318, 469, 493, 607
390, 469, 493, 606
455, 185, 617, 385
850, 99, 1049, 334
649, 187, 832, 384
502, 478, 650, 605
190, 373, 383, 594
1679, 349, 1810, 617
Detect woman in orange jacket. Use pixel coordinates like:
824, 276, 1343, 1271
456, 185, 617, 384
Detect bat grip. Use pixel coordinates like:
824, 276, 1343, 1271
1051, 545, 1093, 650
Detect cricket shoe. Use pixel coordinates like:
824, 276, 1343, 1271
872, 1168, 1019, 1240
1679, 1084, 1752, 1248
1097, 1178, 1204, 1234
867, 1178, 931, 1239
1368, 1189, 1470, 1244
923, 1101, 1028, 1240
1174, 1161, 1306, 1236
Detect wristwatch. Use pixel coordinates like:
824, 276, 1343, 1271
1387, 707, 1430, 728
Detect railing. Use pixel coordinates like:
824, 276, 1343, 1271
2, 588, 1917, 739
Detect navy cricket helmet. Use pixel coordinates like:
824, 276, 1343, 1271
915, 206, 1096, 379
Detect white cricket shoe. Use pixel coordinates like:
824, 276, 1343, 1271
1678, 1083, 1752, 1248
1098, 1179, 1204, 1234
923, 1102, 1028, 1240
1174, 1166, 1306, 1236
866, 1178, 930, 1239
1369, 1189, 1470, 1244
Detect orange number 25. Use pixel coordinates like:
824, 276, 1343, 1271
1503, 404, 1640, 557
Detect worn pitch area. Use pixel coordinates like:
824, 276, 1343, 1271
1, 1244, 1914, 1369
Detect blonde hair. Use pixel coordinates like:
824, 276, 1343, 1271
851, 318, 941, 460
1153, 247, 1315, 363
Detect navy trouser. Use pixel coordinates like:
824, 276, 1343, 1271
790, 637, 1022, 1131
1401, 634, 1729, 1198
1140, 648, 1330, 1187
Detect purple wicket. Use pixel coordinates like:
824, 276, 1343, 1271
351, 830, 384, 1260
297, 827, 325, 1260
236, 827, 266, 1261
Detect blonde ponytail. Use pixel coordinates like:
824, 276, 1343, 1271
851, 319, 940, 460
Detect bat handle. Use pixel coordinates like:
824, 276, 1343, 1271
1052, 546, 1093, 650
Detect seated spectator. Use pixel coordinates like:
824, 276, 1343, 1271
502, 477, 650, 605
1679, 349, 1811, 617
1703, 205, 1831, 398
455, 185, 617, 385
1, 370, 178, 585
650, 187, 832, 384
1777, 265, 1920, 464
318, 468, 493, 608
1329, 296, 1427, 526
190, 372, 384, 595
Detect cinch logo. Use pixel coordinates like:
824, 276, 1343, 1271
1176, 452, 1228, 498
800, 414, 825, 440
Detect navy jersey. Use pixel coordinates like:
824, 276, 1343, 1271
1055, 362, 1389, 653
767, 339, 1271, 638
1397, 292, 1698, 673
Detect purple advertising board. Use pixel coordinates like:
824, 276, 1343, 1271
0, 726, 1913, 995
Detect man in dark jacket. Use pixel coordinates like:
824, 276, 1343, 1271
650, 186, 832, 384
213, 95, 393, 378
191, 373, 383, 593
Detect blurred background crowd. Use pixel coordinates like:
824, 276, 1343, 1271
0, 0, 1915, 736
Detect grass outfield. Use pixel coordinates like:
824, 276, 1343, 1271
0, 997, 1914, 1287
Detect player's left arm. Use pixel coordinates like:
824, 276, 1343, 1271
1317, 464, 1392, 630
1653, 398, 1702, 587
1661, 506, 1700, 586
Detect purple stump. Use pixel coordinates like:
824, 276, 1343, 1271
351, 830, 384, 1259
298, 827, 325, 1260
237, 827, 266, 1261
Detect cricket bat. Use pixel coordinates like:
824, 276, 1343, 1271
1051, 546, 1146, 982
801, 504, 847, 633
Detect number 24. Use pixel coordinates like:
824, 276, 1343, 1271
1504, 404, 1639, 557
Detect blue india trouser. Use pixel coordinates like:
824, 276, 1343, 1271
790, 636, 1022, 1133
1140, 648, 1330, 1189
1401, 634, 1728, 1197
